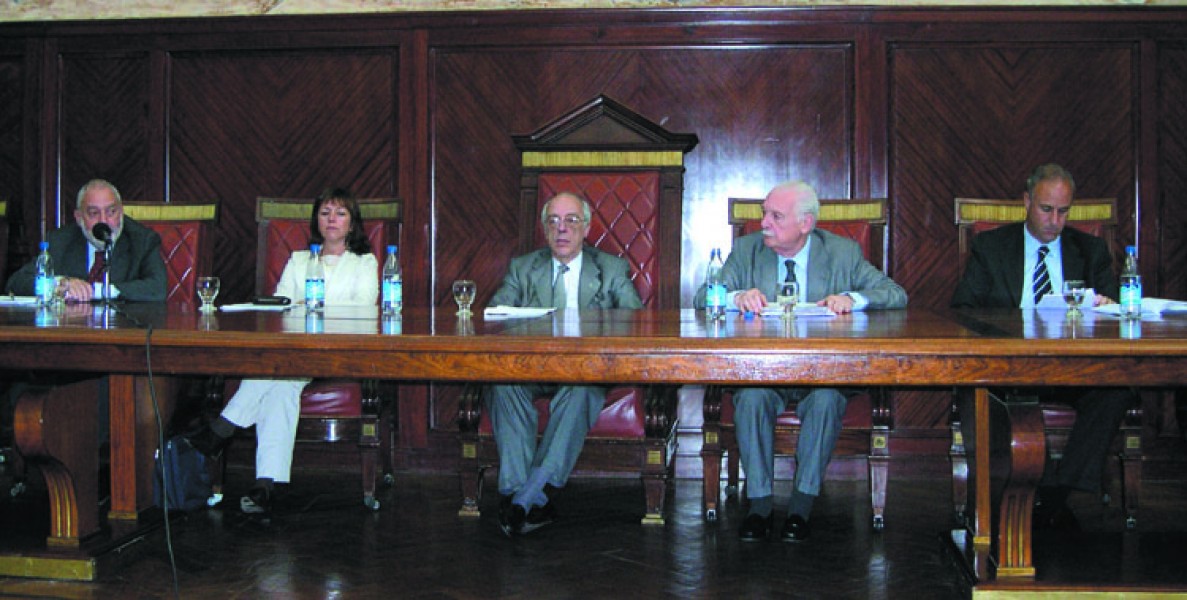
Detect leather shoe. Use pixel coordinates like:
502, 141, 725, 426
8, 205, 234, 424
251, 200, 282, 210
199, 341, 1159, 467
781, 514, 810, 542
519, 501, 556, 536
184, 424, 230, 459
240, 486, 272, 515
498, 496, 525, 537
738, 513, 772, 541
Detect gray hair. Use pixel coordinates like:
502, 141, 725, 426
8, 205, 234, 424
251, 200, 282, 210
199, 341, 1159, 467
539, 192, 592, 226
1026, 164, 1076, 198
770, 180, 820, 221
75, 179, 123, 210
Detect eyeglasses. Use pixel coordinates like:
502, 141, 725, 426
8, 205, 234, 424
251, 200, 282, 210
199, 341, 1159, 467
544, 215, 586, 229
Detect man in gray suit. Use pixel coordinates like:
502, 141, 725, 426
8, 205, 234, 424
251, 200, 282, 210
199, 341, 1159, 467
487, 191, 643, 536
697, 180, 907, 542
7, 178, 166, 302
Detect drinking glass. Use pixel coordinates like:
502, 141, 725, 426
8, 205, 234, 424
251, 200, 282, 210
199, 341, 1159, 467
1062, 279, 1086, 319
777, 281, 800, 319
452, 279, 476, 316
197, 276, 221, 312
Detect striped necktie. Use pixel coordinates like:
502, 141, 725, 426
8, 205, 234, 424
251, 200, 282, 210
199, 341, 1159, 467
553, 264, 569, 309
87, 249, 107, 284
784, 259, 797, 284
1033, 245, 1052, 304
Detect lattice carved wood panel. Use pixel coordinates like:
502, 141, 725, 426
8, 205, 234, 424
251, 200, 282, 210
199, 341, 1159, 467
0, 57, 21, 283
169, 51, 398, 304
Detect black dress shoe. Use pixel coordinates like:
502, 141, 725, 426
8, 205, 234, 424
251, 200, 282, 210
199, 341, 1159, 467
240, 486, 272, 515
519, 502, 556, 536
499, 497, 526, 537
184, 425, 230, 459
738, 513, 772, 541
781, 514, 810, 542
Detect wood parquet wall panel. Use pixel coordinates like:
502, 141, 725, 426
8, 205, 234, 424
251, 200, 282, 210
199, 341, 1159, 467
431, 46, 851, 311
169, 50, 398, 303
60, 54, 152, 222
0, 56, 22, 281
889, 44, 1134, 431
890, 44, 1135, 311
1158, 44, 1187, 301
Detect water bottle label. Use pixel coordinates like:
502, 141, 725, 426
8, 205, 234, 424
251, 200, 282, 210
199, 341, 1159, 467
35, 275, 54, 300
384, 280, 403, 304
707, 284, 727, 308
1120, 282, 1142, 311
305, 279, 325, 304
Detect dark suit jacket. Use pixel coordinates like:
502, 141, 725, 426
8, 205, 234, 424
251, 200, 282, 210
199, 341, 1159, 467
6, 216, 167, 302
695, 229, 908, 309
490, 245, 643, 309
951, 222, 1117, 309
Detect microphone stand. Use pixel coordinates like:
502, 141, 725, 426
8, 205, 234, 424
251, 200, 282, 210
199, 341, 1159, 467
100, 240, 114, 325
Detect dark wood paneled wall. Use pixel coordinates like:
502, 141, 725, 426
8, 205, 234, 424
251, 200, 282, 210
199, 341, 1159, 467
2, 8, 1185, 469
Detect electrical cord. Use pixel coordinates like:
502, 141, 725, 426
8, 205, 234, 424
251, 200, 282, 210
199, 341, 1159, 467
144, 322, 182, 600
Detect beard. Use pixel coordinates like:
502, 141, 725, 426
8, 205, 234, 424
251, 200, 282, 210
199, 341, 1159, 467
77, 216, 123, 250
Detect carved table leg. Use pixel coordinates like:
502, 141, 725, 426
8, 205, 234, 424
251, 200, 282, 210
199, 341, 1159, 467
988, 390, 1045, 579
14, 378, 101, 547
108, 374, 176, 522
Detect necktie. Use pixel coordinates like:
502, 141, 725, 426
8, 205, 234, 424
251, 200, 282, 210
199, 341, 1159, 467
784, 259, 797, 284
87, 249, 107, 284
553, 264, 569, 309
1033, 246, 1052, 304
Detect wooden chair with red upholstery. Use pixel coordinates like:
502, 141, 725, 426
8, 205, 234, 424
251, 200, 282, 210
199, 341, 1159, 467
700, 197, 892, 529
457, 95, 697, 525
121, 201, 218, 307
214, 196, 401, 511
949, 196, 1142, 529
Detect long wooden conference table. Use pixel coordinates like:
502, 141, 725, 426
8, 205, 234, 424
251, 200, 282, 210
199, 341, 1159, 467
0, 302, 1184, 584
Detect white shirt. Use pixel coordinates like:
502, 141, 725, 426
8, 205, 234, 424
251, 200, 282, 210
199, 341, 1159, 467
1021, 228, 1063, 309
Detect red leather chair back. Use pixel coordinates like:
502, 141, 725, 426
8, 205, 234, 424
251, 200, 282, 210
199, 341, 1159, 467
536, 172, 662, 307
255, 197, 402, 296
122, 202, 218, 307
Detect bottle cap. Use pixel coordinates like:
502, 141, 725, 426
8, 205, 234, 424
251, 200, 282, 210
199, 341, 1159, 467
310, 243, 321, 252
387, 245, 396, 253
39, 241, 49, 250
1126, 245, 1136, 253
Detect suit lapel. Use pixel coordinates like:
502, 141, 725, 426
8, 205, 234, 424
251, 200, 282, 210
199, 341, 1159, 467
577, 250, 602, 307
805, 231, 831, 302
529, 252, 554, 308
1003, 226, 1026, 307
755, 245, 779, 299
1060, 233, 1087, 281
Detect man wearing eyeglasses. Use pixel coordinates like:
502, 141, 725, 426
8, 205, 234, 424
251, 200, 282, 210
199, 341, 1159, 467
486, 191, 642, 537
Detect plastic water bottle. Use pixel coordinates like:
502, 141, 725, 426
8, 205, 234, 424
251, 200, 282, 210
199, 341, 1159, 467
1120, 245, 1142, 320
382, 245, 402, 316
705, 248, 727, 321
34, 241, 55, 307
305, 243, 326, 312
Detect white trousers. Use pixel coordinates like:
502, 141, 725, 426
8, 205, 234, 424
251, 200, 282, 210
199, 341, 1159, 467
219, 378, 309, 483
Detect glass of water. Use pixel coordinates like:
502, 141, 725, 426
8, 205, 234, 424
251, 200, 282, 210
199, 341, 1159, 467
197, 276, 220, 312
452, 279, 476, 316
777, 281, 799, 319
1062, 279, 1086, 319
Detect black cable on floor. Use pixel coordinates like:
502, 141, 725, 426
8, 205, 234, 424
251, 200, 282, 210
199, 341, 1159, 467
144, 323, 181, 599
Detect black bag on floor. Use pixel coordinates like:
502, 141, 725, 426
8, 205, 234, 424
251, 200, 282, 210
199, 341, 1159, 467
154, 435, 212, 512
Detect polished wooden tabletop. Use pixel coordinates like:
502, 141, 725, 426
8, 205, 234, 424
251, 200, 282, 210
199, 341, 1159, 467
1, 303, 1184, 386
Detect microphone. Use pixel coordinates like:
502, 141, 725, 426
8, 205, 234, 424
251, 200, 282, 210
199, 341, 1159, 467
92, 223, 113, 248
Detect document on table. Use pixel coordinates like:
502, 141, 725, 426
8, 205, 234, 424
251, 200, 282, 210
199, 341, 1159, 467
219, 303, 293, 312
755, 303, 836, 318
1093, 297, 1187, 317
484, 306, 556, 319
0, 296, 37, 307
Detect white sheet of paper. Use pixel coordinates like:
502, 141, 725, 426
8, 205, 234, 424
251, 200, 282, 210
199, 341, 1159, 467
483, 306, 556, 319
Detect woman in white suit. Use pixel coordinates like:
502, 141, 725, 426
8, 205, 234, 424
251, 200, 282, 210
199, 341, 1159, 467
188, 188, 378, 514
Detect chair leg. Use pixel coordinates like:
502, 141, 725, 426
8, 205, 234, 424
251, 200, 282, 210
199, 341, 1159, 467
950, 406, 969, 526
360, 445, 379, 511
1120, 408, 1142, 530
458, 463, 483, 518
642, 474, 667, 526
869, 455, 888, 531
726, 447, 740, 497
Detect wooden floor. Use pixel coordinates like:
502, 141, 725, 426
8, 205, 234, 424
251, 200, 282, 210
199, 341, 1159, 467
2, 457, 1187, 599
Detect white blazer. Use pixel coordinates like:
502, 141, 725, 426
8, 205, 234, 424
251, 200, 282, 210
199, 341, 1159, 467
275, 250, 379, 306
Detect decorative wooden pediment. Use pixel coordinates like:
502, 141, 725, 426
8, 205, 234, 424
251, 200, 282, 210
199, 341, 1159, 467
513, 95, 698, 309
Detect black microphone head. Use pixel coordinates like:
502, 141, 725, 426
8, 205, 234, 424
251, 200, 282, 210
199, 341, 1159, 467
92, 222, 112, 243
